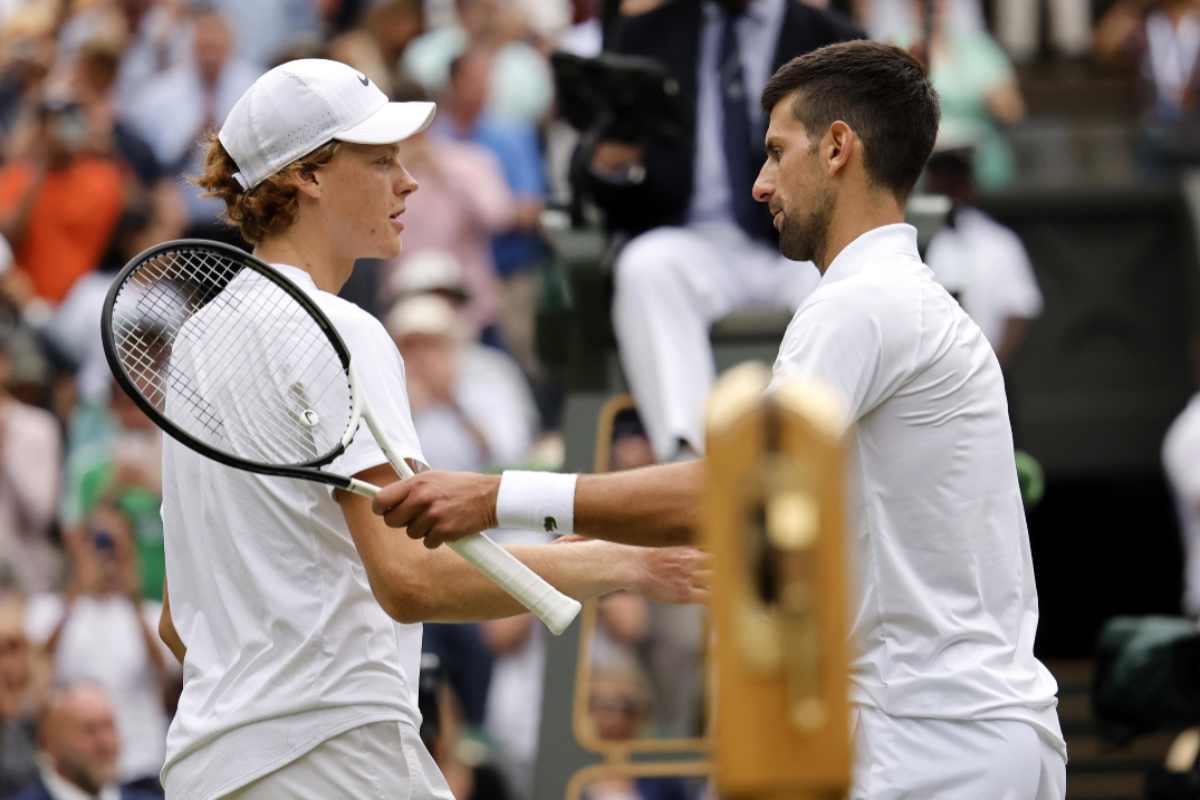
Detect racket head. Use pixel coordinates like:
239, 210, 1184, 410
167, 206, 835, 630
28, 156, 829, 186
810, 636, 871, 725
101, 239, 361, 486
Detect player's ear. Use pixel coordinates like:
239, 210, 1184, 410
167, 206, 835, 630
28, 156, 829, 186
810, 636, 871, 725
291, 167, 323, 200
824, 121, 854, 177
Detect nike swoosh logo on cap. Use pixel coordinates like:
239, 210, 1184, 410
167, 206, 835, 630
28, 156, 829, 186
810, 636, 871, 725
358, 73, 369, 86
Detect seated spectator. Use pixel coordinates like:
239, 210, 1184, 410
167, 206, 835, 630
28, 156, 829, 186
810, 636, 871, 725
879, 0, 1025, 190
388, 293, 538, 472
25, 503, 177, 790
0, 591, 46, 797
604, 409, 704, 737
922, 133, 1043, 369
0, 335, 60, 594
386, 79, 516, 337
584, 1, 858, 463
431, 681, 514, 800
62, 381, 164, 604
434, 45, 550, 385
581, 665, 691, 800
404, 0, 555, 126
0, 92, 125, 314
9, 683, 161, 800
123, 5, 257, 240
1096, 0, 1200, 172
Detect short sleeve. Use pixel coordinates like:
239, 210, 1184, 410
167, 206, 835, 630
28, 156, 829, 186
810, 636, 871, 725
964, 33, 1015, 93
328, 311, 426, 479
769, 295, 887, 430
995, 232, 1043, 319
1165, 401, 1200, 502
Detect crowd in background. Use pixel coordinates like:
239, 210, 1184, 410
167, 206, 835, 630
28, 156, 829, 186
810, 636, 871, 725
0, 0, 1196, 798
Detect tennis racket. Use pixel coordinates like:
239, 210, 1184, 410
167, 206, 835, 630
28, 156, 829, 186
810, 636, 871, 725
100, 239, 581, 635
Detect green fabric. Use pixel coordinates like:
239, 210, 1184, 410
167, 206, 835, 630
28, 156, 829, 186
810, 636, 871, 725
61, 404, 164, 602
1014, 450, 1044, 508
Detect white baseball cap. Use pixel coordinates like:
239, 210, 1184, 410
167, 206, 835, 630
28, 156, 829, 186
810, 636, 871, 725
219, 58, 437, 191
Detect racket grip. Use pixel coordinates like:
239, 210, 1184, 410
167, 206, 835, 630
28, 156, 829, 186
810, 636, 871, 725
447, 534, 582, 635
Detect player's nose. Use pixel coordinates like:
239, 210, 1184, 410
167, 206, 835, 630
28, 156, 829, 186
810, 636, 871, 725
395, 165, 418, 197
752, 165, 773, 204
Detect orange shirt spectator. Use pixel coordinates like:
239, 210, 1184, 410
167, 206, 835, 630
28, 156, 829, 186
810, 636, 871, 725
0, 158, 124, 305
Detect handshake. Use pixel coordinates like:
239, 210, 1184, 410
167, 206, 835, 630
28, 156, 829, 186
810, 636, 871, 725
370, 465, 711, 607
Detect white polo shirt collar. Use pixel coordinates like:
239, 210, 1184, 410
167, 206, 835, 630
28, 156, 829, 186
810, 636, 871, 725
822, 223, 921, 284
267, 262, 318, 292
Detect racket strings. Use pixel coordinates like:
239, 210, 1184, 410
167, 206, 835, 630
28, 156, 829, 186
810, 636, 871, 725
110, 247, 355, 466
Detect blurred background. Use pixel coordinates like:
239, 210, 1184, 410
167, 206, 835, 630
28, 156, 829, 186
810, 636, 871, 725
0, 0, 1198, 798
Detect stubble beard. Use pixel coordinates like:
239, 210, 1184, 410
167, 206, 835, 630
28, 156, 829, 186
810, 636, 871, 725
778, 188, 833, 266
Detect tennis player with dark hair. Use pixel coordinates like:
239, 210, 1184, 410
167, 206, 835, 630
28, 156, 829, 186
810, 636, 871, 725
376, 41, 1066, 797
155, 59, 707, 800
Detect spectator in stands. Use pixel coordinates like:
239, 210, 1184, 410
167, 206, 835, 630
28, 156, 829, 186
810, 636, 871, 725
25, 502, 177, 791
604, 408, 704, 737
9, 683, 161, 800
0, 335, 60, 594
581, 665, 690, 800
884, 0, 1025, 190
0, 591, 45, 797
386, 80, 515, 338
923, 133, 1043, 369
388, 293, 537, 471
0, 11, 55, 138
124, 4, 257, 239
1164, 392, 1200, 617
588, 0, 859, 463
431, 681, 514, 800
404, 0, 555, 126
363, 0, 427, 83
436, 46, 549, 387
61, 379, 165, 605
0, 93, 125, 315
1096, 0, 1200, 172
109, 0, 194, 113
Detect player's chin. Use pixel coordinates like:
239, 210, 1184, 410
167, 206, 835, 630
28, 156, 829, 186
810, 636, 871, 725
374, 233, 404, 259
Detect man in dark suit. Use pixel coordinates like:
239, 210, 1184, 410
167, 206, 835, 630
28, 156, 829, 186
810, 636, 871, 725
8, 684, 161, 800
586, 0, 862, 464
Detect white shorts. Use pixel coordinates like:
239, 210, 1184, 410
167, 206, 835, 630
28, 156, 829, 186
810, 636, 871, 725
851, 707, 1066, 800
222, 721, 454, 800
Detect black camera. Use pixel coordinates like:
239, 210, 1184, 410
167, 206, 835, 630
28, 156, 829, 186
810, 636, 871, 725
550, 50, 686, 145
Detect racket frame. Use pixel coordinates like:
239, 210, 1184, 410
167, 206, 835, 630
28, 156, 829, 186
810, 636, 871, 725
101, 238, 363, 493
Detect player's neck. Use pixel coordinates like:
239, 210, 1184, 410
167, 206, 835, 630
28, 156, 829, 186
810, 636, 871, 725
818, 189, 906, 273
255, 227, 352, 294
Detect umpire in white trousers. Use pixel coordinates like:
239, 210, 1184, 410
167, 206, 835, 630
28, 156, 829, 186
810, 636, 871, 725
592, 0, 861, 460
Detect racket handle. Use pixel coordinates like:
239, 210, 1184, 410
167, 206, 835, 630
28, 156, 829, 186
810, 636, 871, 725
347, 477, 581, 634
447, 534, 582, 636
349, 398, 583, 635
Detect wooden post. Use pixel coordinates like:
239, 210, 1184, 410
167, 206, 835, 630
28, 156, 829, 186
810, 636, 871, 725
703, 363, 852, 800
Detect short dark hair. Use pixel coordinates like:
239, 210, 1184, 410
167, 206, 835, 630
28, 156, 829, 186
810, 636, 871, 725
761, 40, 940, 200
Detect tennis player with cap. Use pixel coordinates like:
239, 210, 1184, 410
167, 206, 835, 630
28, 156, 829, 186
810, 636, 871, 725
156, 59, 708, 800
374, 41, 1067, 798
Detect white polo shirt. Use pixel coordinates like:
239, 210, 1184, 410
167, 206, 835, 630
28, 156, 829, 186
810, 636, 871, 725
924, 206, 1043, 350
770, 225, 1064, 755
160, 263, 427, 800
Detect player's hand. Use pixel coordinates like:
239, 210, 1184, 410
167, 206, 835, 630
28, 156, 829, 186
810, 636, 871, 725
372, 470, 501, 548
626, 544, 711, 605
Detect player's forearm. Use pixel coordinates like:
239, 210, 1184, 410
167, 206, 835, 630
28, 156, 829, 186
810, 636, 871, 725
572, 461, 702, 547
385, 540, 639, 624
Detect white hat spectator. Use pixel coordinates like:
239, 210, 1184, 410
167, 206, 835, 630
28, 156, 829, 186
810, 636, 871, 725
388, 250, 470, 302
385, 294, 467, 341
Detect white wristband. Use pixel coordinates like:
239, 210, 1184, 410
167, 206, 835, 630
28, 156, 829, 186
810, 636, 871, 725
496, 470, 578, 535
